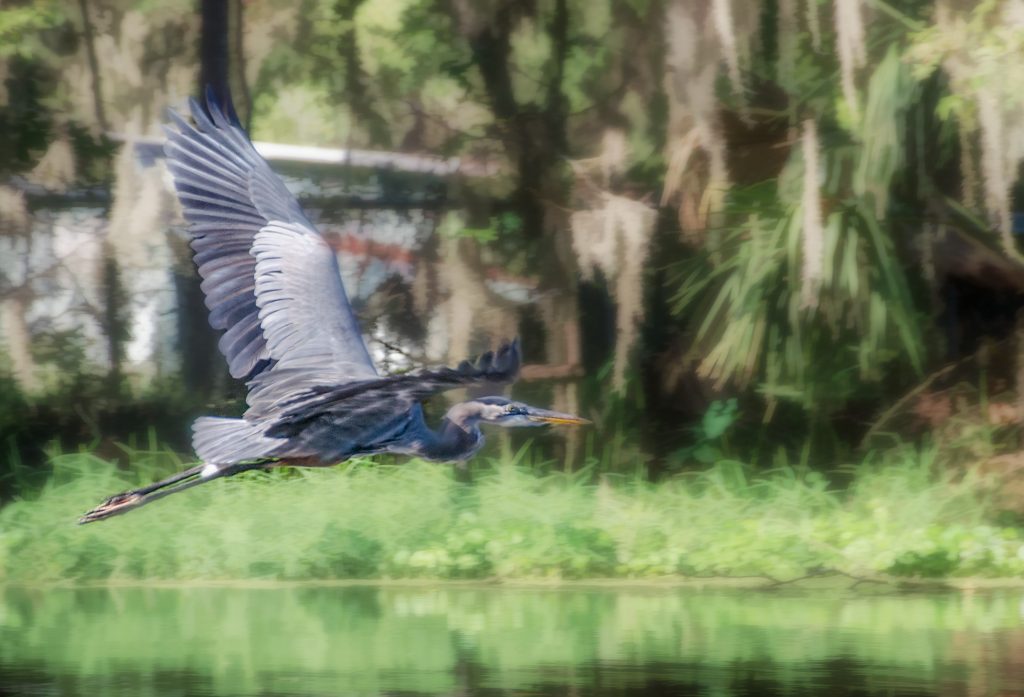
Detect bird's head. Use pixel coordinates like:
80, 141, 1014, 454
450, 396, 590, 429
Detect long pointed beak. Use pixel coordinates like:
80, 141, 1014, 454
526, 408, 591, 426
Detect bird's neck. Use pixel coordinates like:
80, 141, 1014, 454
419, 413, 484, 462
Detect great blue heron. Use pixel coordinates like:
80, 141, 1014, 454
79, 92, 587, 524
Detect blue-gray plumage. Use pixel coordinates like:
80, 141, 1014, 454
79, 91, 587, 524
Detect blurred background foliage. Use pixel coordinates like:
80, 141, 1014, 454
6, 0, 1024, 575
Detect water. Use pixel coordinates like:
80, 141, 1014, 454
2, 586, 1023, 696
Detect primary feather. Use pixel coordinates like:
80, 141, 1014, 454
164, 91, 376, 386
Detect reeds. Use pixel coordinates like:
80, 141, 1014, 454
2, 445, 1020, 583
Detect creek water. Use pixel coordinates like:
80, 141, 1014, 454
2, 585, 1023, 696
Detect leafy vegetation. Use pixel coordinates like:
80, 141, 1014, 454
6, 2, 1024, 608
3, 445, 1022, 583
5, 0, 1024, 474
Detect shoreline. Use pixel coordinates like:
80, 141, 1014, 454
6, 574, 1024, 592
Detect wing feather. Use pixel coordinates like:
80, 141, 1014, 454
163, 93, 377, 384
250, 221, 375, 373
264, 339, 521, 437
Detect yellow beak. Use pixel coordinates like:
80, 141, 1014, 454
526, 409, 591, 426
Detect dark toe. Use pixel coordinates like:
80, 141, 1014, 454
78, 492, 143, 524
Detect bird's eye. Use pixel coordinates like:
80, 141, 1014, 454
505, 404, 516, 414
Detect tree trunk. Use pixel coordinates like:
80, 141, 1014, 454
1, 295, 39, 394
229, 0, 252, 129
77, 0, 108, 134
335, 0, 389, 146
200, 0, 231, 106
454, 0, 582, 467
177, 0, 234, 397
100, 247, 127, 393
1016, 309, 1024, 434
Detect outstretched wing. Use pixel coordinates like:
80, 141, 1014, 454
264, 339, 521, 452
163, 91, 377, 390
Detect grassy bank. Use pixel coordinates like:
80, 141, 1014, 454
2, 447, 1023, 583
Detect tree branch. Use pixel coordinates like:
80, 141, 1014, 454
77, 0, 108, 133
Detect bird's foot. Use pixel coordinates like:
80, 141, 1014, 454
78, 492, 144, 524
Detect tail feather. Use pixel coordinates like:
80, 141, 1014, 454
192, 416, 282, 464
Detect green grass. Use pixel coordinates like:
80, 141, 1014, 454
2, 446, 1022, 583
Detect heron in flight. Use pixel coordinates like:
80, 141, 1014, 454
79, 92, 587, 524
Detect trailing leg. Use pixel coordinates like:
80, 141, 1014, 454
78, 462, 267, 524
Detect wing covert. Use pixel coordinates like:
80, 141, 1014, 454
265, 339, 522, 437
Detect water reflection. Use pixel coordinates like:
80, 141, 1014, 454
2, 586, 1023, 696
